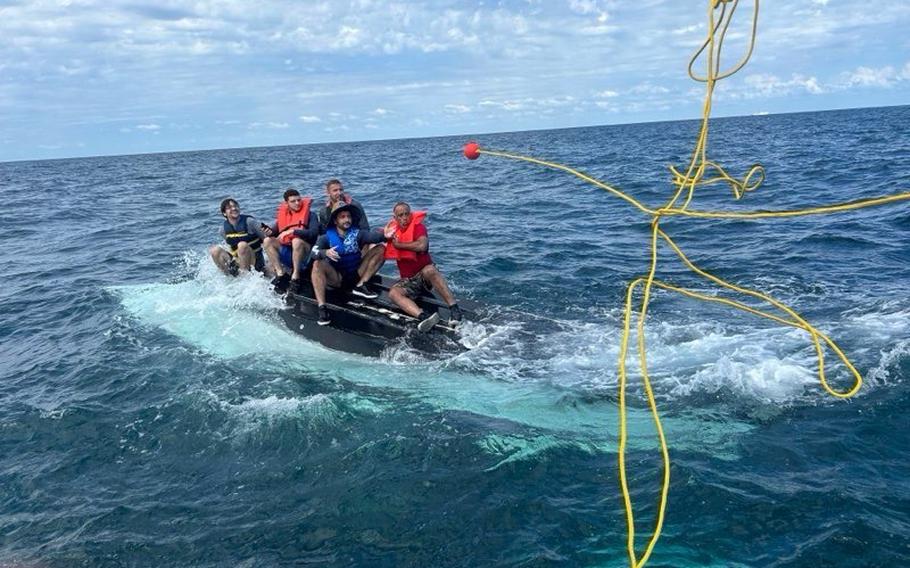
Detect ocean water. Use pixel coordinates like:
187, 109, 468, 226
1, 105, 909, 567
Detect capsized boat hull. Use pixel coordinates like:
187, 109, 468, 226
279, 274, 478, 357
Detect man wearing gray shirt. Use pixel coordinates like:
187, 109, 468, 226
209, 198, 273, 276
317, 178, 370, 233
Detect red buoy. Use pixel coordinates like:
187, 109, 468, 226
463, 141, 480, 160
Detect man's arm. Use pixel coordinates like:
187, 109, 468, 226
359, 228, 387, 246
390, 224, 428, 252
317, 207, 331, 234
292, 212, 320, 242
352, 200, 370, 231
391, 235, 428, 252
246, 216, 272, 239
311, 235, 331, 260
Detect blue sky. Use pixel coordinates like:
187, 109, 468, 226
1, 0, 908, 162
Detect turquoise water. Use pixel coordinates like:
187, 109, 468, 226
1, 106, 909, 566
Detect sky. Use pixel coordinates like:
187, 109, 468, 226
1, 0, 908, 162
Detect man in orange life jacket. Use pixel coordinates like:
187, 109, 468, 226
263, 188, 319, 294
210, 197, 272, 276
385, 201, 463, 330
311, 202, 387, 326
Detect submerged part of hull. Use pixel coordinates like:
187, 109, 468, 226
279, 274, 478, 357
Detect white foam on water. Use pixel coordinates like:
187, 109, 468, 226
867, 339, 910, 386
477, 433, 598, 471
464, 301, 908, 407
110, 256, 910, 456
840, 306, 910, 387
111, 270, 756, 456
226, 393, 345, 435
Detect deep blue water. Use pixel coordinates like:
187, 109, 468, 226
1, 105, 909, 567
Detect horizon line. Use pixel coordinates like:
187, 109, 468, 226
2, 102, 907, 166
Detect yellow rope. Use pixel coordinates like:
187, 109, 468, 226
467, 0, 909, 565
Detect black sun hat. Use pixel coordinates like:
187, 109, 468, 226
329, 201, 359, 225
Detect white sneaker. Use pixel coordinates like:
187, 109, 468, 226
416, 312, 440, 333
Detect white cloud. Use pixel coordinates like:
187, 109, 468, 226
671, 24, 700, 35
630, 83, 670, 95
249, 121, 289, 129
538, 96, 575, 107
804, 77, 823, 94
840, 65, 897, 88
569, 0, 598, 15
136, 123, 160, 130
568, 0, 609, 24
327, 112, 357, 121
738, 73, 826, 97
2, 0, 910, 160
444, 103, 471, 113
332, 25, 363, 50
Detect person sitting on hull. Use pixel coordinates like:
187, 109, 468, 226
384, 201, 463, 330
263, 188, 319, 294
210, 197, 273, 276
311, 203, 388, 326
317, 178, 370, 233
316, 178, 386, 291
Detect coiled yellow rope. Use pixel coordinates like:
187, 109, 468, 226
467, 1, 910, 565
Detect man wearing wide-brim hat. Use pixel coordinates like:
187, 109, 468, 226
310, 202, 388, 325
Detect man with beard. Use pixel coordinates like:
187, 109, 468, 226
310, 203, 389, 326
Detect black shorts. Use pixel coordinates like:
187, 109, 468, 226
340, 270, 360, 290
227, 248, 265, 273
393, 271, 433, 299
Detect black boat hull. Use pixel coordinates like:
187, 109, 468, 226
279, 274, 477, 357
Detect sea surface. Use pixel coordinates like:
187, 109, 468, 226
1, 105, 909, 567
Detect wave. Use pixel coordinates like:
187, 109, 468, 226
107, 253, 910, 462
108, 260, 757, 458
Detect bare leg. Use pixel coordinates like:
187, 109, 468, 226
209, 246, 233, 275
291, 238, 312, 280
311, 260, 342, 305
311, 260, 327, 305
356, 244, 386, 285
235, 241, 254, 271
260, 256, 275, 278
421, 265, 457, 305
388, 285, 422, 317
263, 237, 285, 277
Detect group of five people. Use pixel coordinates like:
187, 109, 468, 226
210, 179, 462, 331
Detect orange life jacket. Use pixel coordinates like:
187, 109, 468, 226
276, 197, 313, 246
384, 211, 427, 260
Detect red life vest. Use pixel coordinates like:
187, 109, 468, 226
384, 211, 427, 260
276, 197, 313, 246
